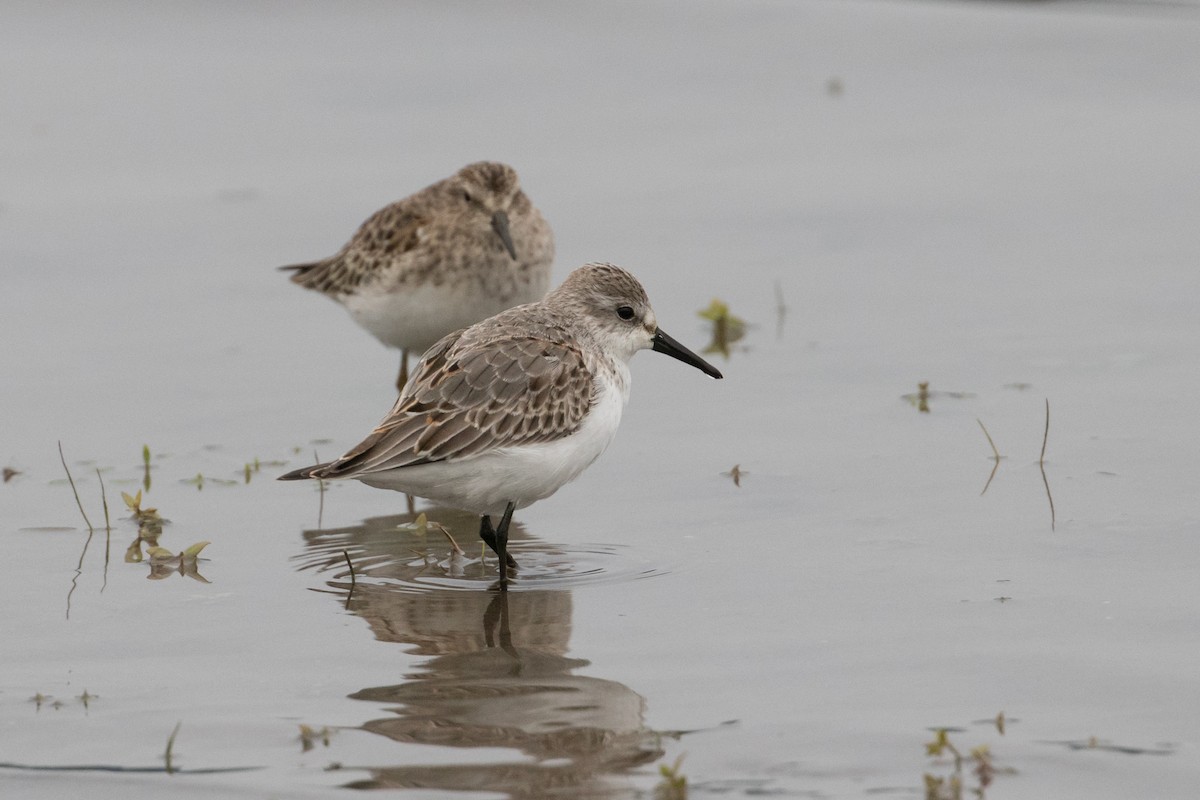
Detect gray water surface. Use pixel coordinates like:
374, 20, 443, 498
3, 2, 1199, 798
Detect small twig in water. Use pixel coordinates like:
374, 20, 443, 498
976, 419, 1002, 496
96, 469, 112, 533
428, 521, 465, 556
61, 444, 96, 620
977, 419, 1001, 461
97, 469, 112, 592
342, 549, 356, 609
1039, 399, 1056, 531
164, 721, 182, 775
58, 442, 94, 533
314, 449, 326, 530
1039, 399, 1050, 465
66, 524, 96, 621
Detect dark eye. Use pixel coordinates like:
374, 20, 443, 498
462, 191, 472, 203
616, 305, 635, 321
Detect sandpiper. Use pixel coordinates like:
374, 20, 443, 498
280, 162, 554, 391
280, 263, 723, 585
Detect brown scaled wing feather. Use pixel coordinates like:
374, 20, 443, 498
315, 330, 596, 478
279, 205, 429, 294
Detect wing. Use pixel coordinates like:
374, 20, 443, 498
279, 204, 428, 294
313, 330, 596, 478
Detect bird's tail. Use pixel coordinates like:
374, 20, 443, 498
277, 260, 321, 283
277, 463, 334, 481
277, 257, 356, 294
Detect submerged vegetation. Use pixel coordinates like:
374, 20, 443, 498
57, 446, 216, 596
146, 541, 211, 582
903, 382, 975, 414
298, 725, 335, 753
697, 298, 745, 358
655, 754, 688, 800
923, 717, 1011, 800
724, 464, 745, 487
184, 472, 239, 490
29, 691, 98, 712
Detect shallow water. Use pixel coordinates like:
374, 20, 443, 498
4, 1, 1200, 798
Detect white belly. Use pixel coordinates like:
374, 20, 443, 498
342, 280, 543, 355
357, 374, 629, 517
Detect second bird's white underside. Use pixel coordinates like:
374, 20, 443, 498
342, 280, 542, 355
356, 369, 630, 517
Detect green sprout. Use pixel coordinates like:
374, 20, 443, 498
655, 754, 687, 800
122, 490, 160, 522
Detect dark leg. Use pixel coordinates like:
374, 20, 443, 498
396, 349, 409, 393
477, 506, 516, 582
494, 501, 516, 586
479, 514, 495, 550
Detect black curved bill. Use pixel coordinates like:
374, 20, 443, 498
652, 329, 724, 379
491, 210, 518, 260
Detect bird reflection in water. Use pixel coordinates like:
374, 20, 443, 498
293, 508, 671, 797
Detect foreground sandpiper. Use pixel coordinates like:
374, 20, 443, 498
280, 263, 723, 586
280, 161, 554, 391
